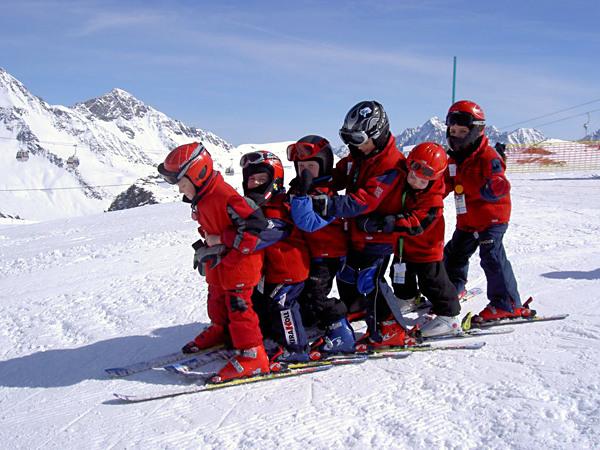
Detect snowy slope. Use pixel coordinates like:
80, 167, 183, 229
1, 171, 599, 449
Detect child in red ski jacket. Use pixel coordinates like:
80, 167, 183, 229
443, 100, 532, 323
239, 150, 312, 365
286, 135, 350, 351
359, 142, 461, 337
157, 142, 270, 382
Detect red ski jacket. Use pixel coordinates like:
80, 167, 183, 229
191, 172, 265, 290
392, 166, 446, 263
331, 135, 405, 251
444, 135, 511, 232
260, 193, 310, 284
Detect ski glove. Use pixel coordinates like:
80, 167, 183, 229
357, 214, 397, 233
297, 169, 315, 196
311, 194, 331, 218
192, 239, 226, 276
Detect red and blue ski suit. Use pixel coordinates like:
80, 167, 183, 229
318, 135, 405, 337
443, 135, 521, 311
289, 176, 349, 327
252, 193, 311, 353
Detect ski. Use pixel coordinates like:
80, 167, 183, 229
105, 345, 228, 378
462, 312, 569, 330
356, 340, 485, 355
113, 364, 335, 402
459, 287, 483, 303
422, 326, 514, 341
166, 354, 372, 379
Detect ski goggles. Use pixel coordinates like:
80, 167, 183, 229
339, 129, 370, 146
239, 151, 277, 168
286, 138, 328, 161
409, 160, 436, 180
158, 143, 207, 185
446, 111, 485, 128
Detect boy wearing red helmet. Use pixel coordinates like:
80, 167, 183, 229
157, 142, 270, 382
359, 142, 461, 337
286, 135, 353, 355
239, 150, 312, 365
443, 100, 531, 323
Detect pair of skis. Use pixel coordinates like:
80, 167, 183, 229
112, 341, 490, 403
108, 302, 568, 402
108, 330, 500, 402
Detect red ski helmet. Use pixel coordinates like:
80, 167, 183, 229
240, 150, 284, 203
407, 142, 448, 180
158, 142, 214, 191
446, 100, 486, 151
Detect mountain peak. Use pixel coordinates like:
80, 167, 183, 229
395, 116, 546, 148
75, 88, 149, 121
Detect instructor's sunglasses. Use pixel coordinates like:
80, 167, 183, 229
339, 129, 370, 146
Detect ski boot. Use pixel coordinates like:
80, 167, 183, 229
419, 315, 461, 337
309, 318, 356, 360
472, 298, 536, 324
269, 346, 310, 371
211, 345, 270, 383
182, 323, 228, 354
356, 316, 418, 351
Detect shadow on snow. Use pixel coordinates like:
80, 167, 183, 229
0, 322, 208, 388
541, 268, 600, 281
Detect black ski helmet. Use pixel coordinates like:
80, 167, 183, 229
288, 135, 334, 177
339, 100, 390, 151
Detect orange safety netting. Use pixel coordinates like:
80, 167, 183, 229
505, 141, 600, 172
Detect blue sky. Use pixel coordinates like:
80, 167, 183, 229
1, 0, 599, 145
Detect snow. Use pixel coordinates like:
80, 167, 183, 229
1, 170, 599, 449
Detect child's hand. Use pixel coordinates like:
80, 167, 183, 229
205, 234, 222, 246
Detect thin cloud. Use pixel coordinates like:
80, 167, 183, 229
72, 11, 164, 36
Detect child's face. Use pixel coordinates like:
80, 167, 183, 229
357, 138, 376, 155
247, 173, 270, 189
177, 176, 197, 200
407, 170, 429, 190
449, 124, 470, 138
297, 161, 320, 178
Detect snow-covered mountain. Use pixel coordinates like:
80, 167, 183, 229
395, 117, 546, 148
0, 68, 233, 221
